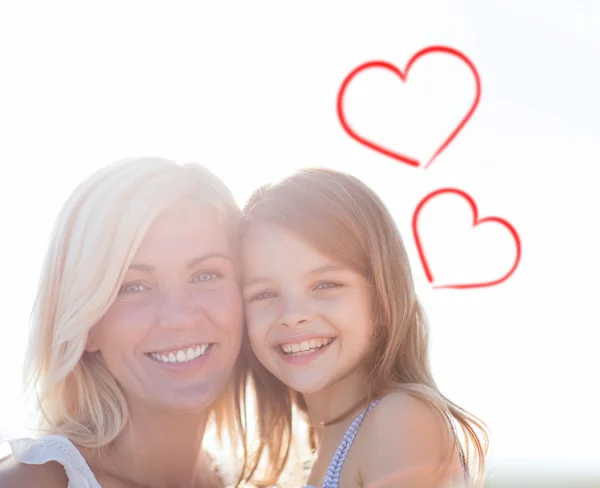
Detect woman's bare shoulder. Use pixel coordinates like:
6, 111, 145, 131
0, 454, 67, 488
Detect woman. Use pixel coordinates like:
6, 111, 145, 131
0, 157, 259, 487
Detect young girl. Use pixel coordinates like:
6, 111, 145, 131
240, 168, 488, 488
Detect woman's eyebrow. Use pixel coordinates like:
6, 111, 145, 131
128, 262, 155, 272
185, 252, 232, 269
129, 253, 232, 273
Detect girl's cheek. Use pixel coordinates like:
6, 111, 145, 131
248, 302, 278, 329
245, 308, 270, 342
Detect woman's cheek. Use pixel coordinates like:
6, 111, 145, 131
198, 281, 244, 332
99, 299, 159, 341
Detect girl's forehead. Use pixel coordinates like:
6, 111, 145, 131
241, 223, 352, 281
242, 222, 321, 257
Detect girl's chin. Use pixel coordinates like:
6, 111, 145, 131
279, 377, 332, 396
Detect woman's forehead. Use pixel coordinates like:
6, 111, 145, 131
132, 202, 232, 264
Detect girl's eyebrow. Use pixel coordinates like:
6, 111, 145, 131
243, 264, 346, 288
305, 264, 346, 276
243, 274, 272, 287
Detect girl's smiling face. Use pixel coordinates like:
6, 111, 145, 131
242, 221, 374, 394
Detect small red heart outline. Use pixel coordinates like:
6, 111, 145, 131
336, 45, 481, 169
412, 188, 522, 289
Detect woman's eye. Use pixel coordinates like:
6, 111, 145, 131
315, 281, 341, 290
119, 282, 150, 294
192, 272, 218, 283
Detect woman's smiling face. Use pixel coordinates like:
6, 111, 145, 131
86, 199, 243, 412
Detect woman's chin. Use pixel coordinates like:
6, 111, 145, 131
131, 381, 227, 414
152, 394, 221, 414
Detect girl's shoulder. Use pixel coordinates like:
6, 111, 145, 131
361, 390, 454, 446
356, 391, 465, 487
366, 388, 449, 421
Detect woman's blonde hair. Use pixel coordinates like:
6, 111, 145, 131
241, 167, 489, 487
23, 156, 256, 484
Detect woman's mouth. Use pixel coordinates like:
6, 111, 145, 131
146, 343, 214, 364
278, 337, 335, 356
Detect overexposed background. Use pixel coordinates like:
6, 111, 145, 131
1, 1, 599, 486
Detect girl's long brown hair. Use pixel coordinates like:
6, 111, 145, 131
239, 168, 489, 487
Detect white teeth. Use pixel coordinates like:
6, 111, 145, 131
149, 344, 211, 364
280, 338, 333, 355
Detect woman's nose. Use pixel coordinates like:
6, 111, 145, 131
159, 291, 197, 329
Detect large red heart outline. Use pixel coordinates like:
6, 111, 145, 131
412, 188, 521, 289
337, 46, 481, 169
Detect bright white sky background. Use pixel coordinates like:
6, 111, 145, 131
0, 0, 599, 479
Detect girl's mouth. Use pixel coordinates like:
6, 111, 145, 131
278, 337, 335, 356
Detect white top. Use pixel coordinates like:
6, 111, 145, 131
1, 434, 102, 488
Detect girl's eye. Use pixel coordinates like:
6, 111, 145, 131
192, 272, 218, 283
250, 291, 278, 301
315, 281, 341, 290
119, 282, 150, 294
